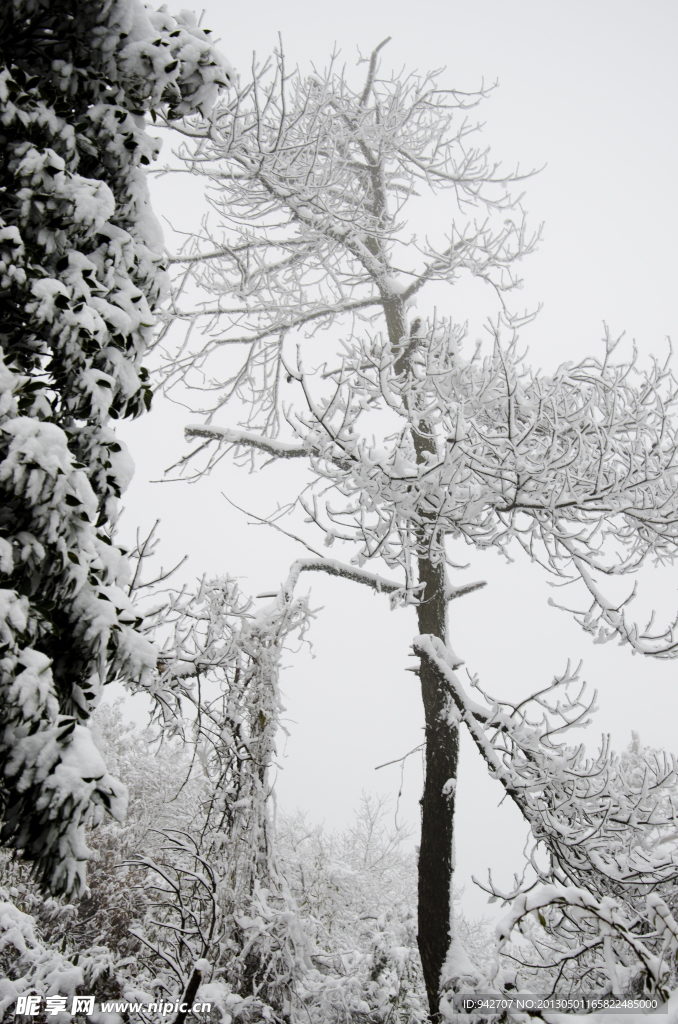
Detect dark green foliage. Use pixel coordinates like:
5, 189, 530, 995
0, 0, 230, 894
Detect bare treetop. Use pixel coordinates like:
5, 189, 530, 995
158, 43, 539, 427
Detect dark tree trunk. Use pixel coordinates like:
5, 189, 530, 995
409, 415, 457, 1019
389, 305, 459, 1020
415, 554, 457, 1020
172, 963, 206, 1024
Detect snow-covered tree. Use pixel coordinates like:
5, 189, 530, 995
0, 0, 231, 896
157, 44, 678, 1019
122, 561, 425, 1021
276, 796, 427, 1022
0, 701, 431, 1022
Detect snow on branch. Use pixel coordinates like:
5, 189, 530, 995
549, 547, 678, 658
494, 884, 672, 999
282, 556, 413, 607
185, 424, 309, 459
414, 634, 678, 896
413, 634, 534, 813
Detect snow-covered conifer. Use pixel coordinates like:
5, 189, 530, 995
0, 0, 231, 895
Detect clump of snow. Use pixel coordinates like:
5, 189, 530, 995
28, 278, 69, 322
62, 177, 116, 228
8, 649, 58, 723
0, 591, 28, 643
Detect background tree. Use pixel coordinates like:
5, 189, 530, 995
0, 675, 430, 1022
158, 45, 678, 1019
0, 0, 231, 895
134, 570, 314, 1016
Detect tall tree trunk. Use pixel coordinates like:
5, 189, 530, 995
416, 554, 457, 1019
409, 414, 457, 1020
391, 307, 459, 1019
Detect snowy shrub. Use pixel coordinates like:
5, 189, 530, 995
0, 0, 231, 896
64, 702, 206, 958
0, 702, 432, 1022
276, 798, 428, 1023
0, 701, 207, 1015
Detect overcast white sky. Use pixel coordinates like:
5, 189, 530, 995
116, 1, 678, 920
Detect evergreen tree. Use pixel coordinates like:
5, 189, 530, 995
0, 0, 231, 895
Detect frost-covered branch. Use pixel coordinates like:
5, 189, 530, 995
494, 884, 675, 1000
185, 423, 309, 459
415, 634, 678, 896
156, 45, 538, 431
550, 549, 678, 658
282, 556, 407, 601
